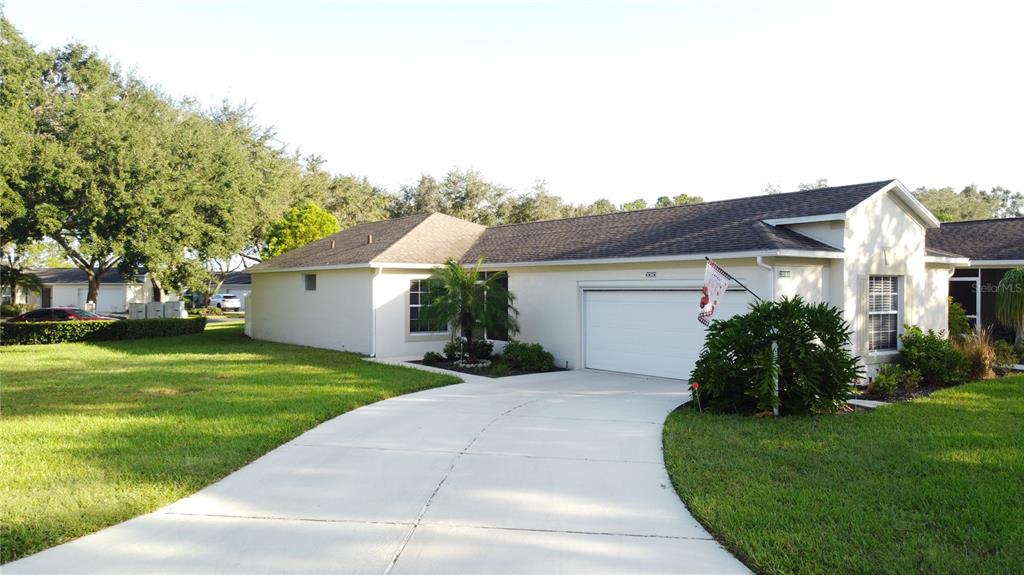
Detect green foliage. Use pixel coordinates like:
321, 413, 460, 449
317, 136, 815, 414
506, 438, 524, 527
422, 351, 444, 365
654, 194, 704, 208
898, 326, 968, 386
690, 297, 861, 415
995, 269, 1024, 345
948, 297, 971, 341
1, 303, 36, 317
620, 199, 648, 211
501, 340, 555, 372
188, 307, 224, 317
992, 340, 1018, 366
441, 338, 493, 361
489, 361, 512, 377
264, 202, 340, 258
912, 185, 1022, 221
0, 317, 207, 346
420, 259, 518, 361
868, 364, 921, 398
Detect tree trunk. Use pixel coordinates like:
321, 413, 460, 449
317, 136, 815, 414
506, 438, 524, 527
462, 316, 476, 362
150, 276, 163, 302
86, 270, 100, 308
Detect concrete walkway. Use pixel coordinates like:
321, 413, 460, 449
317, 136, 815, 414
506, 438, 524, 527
6, 369, 749, 574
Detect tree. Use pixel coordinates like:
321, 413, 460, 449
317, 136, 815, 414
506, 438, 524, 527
396, 168, 510, 225
318, 174, 396, 228
420, 259, 519, 362
995, 269, 1024, 345
912, 185, 1021, 222
264, 202, 340, 258
654, 194, 704, 207
0, 243, 44, 303
797, 178, 829, 190
621, 199, 648, 211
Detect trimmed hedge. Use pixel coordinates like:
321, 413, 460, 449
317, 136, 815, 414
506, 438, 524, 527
0, 317, 208, 346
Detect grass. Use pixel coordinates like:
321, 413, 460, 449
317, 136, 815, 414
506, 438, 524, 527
663, 376, 1024, 575
0, 323, 459, 564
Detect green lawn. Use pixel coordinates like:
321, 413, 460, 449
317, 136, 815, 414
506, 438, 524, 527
0, 323, 459, 564
663, 376, 1024, 575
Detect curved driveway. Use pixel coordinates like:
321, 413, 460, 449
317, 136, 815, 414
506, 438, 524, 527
8, 369, 748, 574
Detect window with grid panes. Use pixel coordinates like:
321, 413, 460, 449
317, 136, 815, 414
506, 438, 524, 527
868, 276, 900, 351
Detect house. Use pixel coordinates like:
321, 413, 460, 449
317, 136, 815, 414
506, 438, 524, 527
218, 272, 252, 310
22, 268, 169, 314
927, 217, 1024, 337
245, 179, 984, 380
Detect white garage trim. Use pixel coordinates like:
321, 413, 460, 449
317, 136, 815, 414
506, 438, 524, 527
580, 287, 752, 380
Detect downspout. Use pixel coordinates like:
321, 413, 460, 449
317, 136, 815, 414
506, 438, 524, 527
371, 266, 382, 357
756, 256, 775, 301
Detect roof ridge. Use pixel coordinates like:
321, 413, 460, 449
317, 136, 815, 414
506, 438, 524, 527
485, 179, 896, 230
937, 216, 1024, 225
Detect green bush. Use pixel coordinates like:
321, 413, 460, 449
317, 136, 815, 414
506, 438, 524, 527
502, 340, 555, 372
1, 317, 207, 346
422, 351, 444, 365
189, 306, 224, 317
442, 338, 493, 360
1, 303, 36, 317
490, 361, 512, 377
868, 363, 921, 398
898, 326, 969, 387
690, 297, 861, 415
992, 340, 1017, 366
947, 297, 971, 341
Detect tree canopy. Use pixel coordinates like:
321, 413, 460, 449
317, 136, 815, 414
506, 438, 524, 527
264, 202, 341, 258
913, 185, 1022, 222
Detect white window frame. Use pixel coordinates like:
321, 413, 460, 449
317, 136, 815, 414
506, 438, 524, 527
868, 275, 901, 352
408, 279, 448, 336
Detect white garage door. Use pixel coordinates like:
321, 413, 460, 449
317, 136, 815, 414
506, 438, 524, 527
583, 290, 753, 380
77, 286, 124, 313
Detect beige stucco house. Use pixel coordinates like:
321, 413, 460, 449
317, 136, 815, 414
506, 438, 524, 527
245, 180, 974, 380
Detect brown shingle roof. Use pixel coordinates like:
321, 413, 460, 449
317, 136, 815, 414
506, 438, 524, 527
247, 213, 485, 272
926, 218, 1024, 261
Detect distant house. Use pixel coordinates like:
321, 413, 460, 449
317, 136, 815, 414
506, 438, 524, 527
22, 268, 172, 314
219, 272, 251, 310
927, 218, 1024, 335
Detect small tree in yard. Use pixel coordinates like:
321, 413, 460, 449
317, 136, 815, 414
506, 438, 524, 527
420, 259, 518, 362
263, 202, 341, 258
996, 269, 1024, 345
690, 297, 862, 415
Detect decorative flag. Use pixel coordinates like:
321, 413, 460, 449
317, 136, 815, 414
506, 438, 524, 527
698, 259, 731, 326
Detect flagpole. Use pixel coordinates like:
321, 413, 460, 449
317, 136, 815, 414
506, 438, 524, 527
705, 257, 763, 302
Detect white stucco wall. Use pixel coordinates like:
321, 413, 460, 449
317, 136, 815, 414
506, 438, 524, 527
841, 190, 951, 372
247, 269, 373, 354
505, 259, 773, 370
773, 260, 828, 302
372, 268, 450, 358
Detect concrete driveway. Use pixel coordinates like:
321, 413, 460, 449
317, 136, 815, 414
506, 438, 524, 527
7, 369, 748, 574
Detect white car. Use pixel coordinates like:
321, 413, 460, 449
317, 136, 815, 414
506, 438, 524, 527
210, 293, 241, 311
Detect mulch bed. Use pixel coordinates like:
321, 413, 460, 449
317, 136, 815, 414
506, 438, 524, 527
855, 384, 947, 402
409, 359, 564, 378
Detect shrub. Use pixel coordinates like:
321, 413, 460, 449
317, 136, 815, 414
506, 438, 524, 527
690, 297, 861, 415
442, 338, 494, 360
190, 306, 223, 317
957, 328, 996, 380
947, 297, 971, 341
867, 364, 921, 398
422, 351, 444, 365
1, 303, 36, 317
0, 317, 207, 346
502, 340, 555, 372
898, 326, 968, 386
992, 339, 1016, 366
490, 361, 512, 377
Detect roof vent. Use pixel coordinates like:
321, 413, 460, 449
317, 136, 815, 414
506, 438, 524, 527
367, 234, 373, 245
330, 239, 336, 249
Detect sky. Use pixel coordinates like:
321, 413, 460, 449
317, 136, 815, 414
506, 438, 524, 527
5, 0, 1024, 205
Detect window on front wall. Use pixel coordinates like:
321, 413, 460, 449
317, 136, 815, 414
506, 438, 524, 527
304, 274, 317, 291
868, 276, 900, 351
409, 279, 446, 334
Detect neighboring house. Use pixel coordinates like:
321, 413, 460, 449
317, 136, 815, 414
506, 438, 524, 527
246, 179, 977, 380
927, 217, 1024, 335
218, 272, 252, 310
23, 268, 170, 314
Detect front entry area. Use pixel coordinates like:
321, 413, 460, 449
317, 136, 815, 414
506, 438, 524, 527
583, 289, 754, 380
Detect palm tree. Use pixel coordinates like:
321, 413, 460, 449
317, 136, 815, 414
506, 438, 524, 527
996, 268, 1024, 345
421, 258, 519, 362
1, 264, 43, 304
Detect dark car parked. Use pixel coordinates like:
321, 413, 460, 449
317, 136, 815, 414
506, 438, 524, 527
7, 308, 117, 322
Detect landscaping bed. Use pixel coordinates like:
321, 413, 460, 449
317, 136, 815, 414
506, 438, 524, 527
663, 375, 1024, 575
0, 323, 458, 564
410, 358, 564, 378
